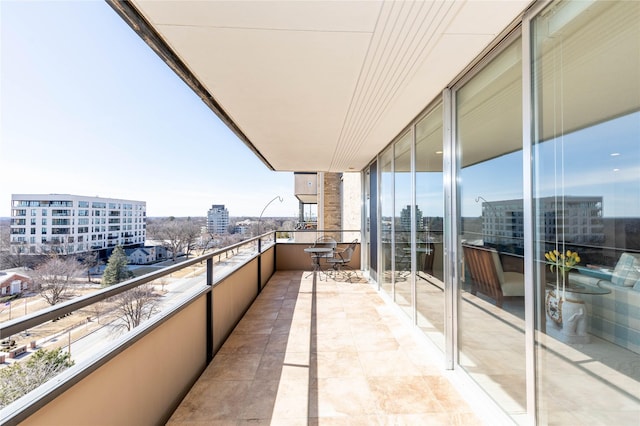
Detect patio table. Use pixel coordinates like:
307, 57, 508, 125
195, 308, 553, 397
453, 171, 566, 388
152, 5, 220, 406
304, 247, 334, 279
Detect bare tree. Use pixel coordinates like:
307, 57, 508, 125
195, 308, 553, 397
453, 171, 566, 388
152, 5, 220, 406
32, 256, 83, 306
112, 284, 160, 332
150, 218, 182, 262
199, 231, 216, 255
78, 251, 101, 283
155, 277, 169, 293
0, 241, 40, 270
149, 217, 202, 261
281, 220, 296, 231
182, 220, 202, 258
90, 300, 110, 325
0, 249, 27, 269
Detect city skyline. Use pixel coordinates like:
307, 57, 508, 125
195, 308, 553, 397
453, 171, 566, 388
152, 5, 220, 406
0, 1, 299, 218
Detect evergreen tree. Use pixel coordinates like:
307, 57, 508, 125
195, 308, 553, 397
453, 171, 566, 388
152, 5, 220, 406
102, 245, 133, 286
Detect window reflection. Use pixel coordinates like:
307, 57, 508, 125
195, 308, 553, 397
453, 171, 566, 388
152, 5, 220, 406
532, 1, 640, 424
380, 147, 394, 297
395, 132, 413, 316
415, 104, 445, 351
457, 36, 526, 419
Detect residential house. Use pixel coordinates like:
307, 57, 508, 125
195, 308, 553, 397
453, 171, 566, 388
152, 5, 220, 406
125, 248, 154, 265
0, 270, 33, 296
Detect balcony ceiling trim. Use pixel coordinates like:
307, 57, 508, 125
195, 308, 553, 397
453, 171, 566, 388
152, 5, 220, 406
106, 0, 276, 171
109, 0, 531, 173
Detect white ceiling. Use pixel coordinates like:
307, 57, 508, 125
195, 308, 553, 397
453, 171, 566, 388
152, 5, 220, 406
125, 0, 531, 173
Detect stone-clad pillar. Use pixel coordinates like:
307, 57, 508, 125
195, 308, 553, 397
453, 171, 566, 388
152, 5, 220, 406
323, 173, 342, 240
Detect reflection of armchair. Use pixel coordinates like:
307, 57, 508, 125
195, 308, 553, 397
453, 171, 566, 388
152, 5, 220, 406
420, 243, 435, 275
462, 244, 525, 307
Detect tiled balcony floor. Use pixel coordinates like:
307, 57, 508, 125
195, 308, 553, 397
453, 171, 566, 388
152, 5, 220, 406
167, 270, 482, 425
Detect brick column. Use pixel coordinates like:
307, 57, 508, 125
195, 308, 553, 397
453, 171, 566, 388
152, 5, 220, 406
323, 173, 342, 240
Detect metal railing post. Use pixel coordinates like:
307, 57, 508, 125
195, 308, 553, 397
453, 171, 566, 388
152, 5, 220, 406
257, 237, 262, 294
206, 257, 213, 363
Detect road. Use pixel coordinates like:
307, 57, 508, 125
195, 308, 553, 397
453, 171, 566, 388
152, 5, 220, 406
38, 248, 258, 365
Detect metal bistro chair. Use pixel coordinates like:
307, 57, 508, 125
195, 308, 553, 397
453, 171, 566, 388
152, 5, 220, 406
313, 236, 337, 260
306, 236, 337, 280
327, 239, 358, 282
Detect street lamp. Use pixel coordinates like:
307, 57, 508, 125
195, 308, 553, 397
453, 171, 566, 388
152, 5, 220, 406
258, 196, 283, 236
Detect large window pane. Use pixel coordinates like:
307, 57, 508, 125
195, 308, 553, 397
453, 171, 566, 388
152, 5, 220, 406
457, 38, 525, 420
416, 104, 445, 351
369, 162, 378, 281
532, 1, 640, 424
380, 147, 394, 296
395, 131, 414, 317
364, 166, 371, 279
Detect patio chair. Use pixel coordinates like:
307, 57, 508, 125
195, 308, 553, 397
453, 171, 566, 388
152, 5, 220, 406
327, 239, 358, 282
304, 236, 337, 280
312, 236, 337, 261
462, 244, 524, 308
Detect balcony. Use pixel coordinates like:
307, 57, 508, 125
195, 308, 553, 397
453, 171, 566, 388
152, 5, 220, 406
168, 270, 478, 424
0, 233, 479, 425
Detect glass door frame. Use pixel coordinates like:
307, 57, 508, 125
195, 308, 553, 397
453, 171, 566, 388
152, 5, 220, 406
448, 22, 528, 424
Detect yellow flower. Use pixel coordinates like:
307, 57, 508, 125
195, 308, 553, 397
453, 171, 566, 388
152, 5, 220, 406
545, 249, 580, 273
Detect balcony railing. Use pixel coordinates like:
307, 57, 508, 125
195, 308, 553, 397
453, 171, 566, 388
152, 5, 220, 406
0, 230, 363, 425
0, 232, 292, 425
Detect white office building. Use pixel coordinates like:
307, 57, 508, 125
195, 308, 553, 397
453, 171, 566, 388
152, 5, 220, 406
10, 194, 146, 255
206, 204, 229, 234
479, 196, 604, 250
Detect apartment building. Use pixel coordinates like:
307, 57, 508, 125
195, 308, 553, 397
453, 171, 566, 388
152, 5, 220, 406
479, 196, 605, 251
9, 194, 146, 255
206, 204, 229, 235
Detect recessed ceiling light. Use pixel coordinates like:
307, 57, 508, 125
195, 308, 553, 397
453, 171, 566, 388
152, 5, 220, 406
613, 168, 620, 172
611, 153, 620, 156
435, 151, 443, 155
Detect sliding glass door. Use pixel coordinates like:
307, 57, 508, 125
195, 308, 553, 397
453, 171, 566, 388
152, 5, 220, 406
416, 104, 445, 351
455, 36, 526, 419
531, 1, 640, 423
364, 1, 640, 423
394, 131, 414, 317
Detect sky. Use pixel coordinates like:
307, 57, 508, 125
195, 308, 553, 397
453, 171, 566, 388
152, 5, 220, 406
0, 0, 299, 218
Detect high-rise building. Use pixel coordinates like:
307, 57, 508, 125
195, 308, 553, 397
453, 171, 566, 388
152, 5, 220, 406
479, 196, 604, 250
206, 204, 229, 234
9, 194, 146, 255
400, 204, 423, 233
